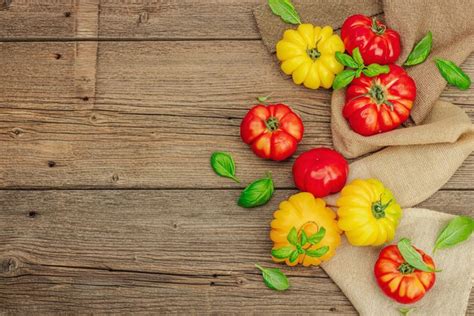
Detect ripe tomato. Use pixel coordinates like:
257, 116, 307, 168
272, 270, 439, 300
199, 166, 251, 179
343, 64, 416, 136
240, 104, 304, 161
341, 14, 401, 65
374, 245, 436, 304
292, 148, 349, 198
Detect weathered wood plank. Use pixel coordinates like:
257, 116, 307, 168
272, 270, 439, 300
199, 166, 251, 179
0, 42, 473, 189
0, 0, 260, 40
0, 189, 471, 313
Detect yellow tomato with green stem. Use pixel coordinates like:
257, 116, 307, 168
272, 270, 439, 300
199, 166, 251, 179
276, 24, 345, 89
336, 179, 402, 246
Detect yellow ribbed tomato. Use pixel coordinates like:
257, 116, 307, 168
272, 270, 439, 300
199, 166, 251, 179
276, 24, 345, 89
270, 192, 341, 267
337, 179, 402, 246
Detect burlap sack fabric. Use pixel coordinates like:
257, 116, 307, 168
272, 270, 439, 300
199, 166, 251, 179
254, 0, 474, 314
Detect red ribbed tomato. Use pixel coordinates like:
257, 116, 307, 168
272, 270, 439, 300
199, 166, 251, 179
343, 64, 416, 136
375, 245, 436, 304
240, 104, 304, 161
292, 148, 349, 197
341, 14, 401, 65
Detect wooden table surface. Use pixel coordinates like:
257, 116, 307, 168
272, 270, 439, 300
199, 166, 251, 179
0, 1, 472, 314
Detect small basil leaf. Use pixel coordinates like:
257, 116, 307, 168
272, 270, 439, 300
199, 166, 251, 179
435, 58, 471, 90
351, 47, 364, 66
355, 68, 363, 78
397, 238, 437, 273
305, 246, 329, 258
210, 152, 239, 183
271, 246, 294, 259
300, 230, 308, 245
332, 69, 356, 90
404, 31, 432, 66
296, 244, 304, 254
287, 227, 298, 246
255, 264, 289, 291
289, 250, 299, 263
434, 216, 474, 252
362, 64, 390, 77
268, 0, 301, 25
308, 227, 326, 245
238, 175, 274, 208
335, 52, 359, 68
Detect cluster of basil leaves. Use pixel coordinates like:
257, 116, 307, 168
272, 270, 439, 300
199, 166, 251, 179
272, 226, 329, 262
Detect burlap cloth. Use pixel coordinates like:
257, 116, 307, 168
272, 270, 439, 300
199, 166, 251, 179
254, 0, 474, 314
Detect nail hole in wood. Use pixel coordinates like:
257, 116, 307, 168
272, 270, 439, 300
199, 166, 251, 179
329, 307, 337, 312
54, 53, 62, 60
82, 96, 89, 102
28, 211, 37, 218
112, 174, 119, 182
212, 273, 218, 278
210, 281, 216, 286
48, 161, 56, 168
64, 11, 71, 17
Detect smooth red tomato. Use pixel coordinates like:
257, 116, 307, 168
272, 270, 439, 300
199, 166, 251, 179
292, 148, 348, 197
374, 245, 436, 304
343, 64, 416, 136
341, 14, 401, 65
240, 104, 304, 161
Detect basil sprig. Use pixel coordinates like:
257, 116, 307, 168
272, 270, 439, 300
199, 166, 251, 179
255, 264, 289, 291
238, 174, 274, 208
435, 58, 472, 90
210, 152, 239, 183
434, 216, 474, 252
268, 0, 301, 25
272, 226, 328, 262
404, 31, 432, 66
397, 238, 438, 273
333, 47, 389, 89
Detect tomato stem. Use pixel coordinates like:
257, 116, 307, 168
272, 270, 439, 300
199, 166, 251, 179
371, 17, 386, 35
306, 48, 321, 60
398, 262, 415, 274
265, 117, 280, 132
371, 196, 392, 219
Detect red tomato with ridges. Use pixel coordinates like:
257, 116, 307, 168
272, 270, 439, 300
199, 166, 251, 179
374, 245, 436, 304
341, 14, 401, 65
292, 148, 349, 197
240, 104, 304, 161
343, 64, 416, 136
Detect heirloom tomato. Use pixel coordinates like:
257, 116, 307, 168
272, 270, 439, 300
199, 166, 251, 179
343, 64, 416, 136
292, 148, 348, 198
270, 192, 341, 267
341, 14, 401, 65
375, 244, 436, 304
337, 179, 402, 246
240, 104, 303, 161
276, 24, 345, 89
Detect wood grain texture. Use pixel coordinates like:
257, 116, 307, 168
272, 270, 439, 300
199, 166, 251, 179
0, 0, 260, 39
0, 189, 472, 314
0, 41, 473, 189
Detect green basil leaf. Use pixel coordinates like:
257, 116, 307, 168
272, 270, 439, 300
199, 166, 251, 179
355, 67, 363, 78
404, 31, 432, 66
289, 250, 299, 263
434, 216, 474, 252
271, 246, 294, 259
296, 244, 304, 254
287, 227, 298, 246
308, 227, 326, 245
351, 47, 364, 66
210, 152, 239, 183
362, 64, 390, 77
332, 69, 356, 90
268, 0, 301, 25
435, 58, 472, 90
255, 264, 289, 291
335, 52, 359, 68
397, 238, 436, 273
300, 230, 308, 245
238, 175, 274, 208
305, 246, 329, 258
